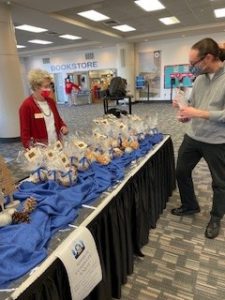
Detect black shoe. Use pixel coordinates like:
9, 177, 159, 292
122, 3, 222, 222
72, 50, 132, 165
205, 218, 221, 239
171, 206, 200, 216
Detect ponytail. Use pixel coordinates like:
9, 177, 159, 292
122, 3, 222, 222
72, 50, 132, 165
218, 48, 225, 62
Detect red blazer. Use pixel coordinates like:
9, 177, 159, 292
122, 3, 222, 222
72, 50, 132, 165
65, 82, 80, 94
19, 95, 67, 148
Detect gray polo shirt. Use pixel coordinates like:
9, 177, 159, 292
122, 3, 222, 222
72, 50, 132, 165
187, 63, 225, 144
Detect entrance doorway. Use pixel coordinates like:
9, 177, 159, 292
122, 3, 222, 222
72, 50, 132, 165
66, 72, 91, 105
89, 69, 116, 103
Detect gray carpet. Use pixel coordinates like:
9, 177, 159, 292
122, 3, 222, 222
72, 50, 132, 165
0, 102, 224, 300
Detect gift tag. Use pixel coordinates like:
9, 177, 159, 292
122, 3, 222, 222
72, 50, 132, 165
54, 140, 63, 152
73, 140, 87, 150
59, 152, 70, 168
46, 149, 56, 160
24, 148, 39, 162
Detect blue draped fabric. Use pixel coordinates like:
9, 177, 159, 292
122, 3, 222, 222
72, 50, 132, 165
0, 133, 163, 287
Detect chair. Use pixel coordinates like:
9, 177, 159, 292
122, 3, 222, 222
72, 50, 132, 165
103, 94, 132, 115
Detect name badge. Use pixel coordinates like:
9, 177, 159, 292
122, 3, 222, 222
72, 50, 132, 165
34, 113, 44, 119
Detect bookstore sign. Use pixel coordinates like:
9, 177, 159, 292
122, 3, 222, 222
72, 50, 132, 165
50, 60, 98, 72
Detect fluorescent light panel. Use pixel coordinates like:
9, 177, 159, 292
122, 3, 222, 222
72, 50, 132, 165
15, 24, 47, 33
59, 34, 81, 40
134, 0, 165, 11
77, 10, 109, 21
159, 16, 180, 25
28, 39, 53, 45
113, 24, 136, 32
214, 8, 225, 18
16, 45, 26, 48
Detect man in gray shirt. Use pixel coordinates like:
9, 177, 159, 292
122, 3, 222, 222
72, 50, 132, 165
171, 37, 225, 239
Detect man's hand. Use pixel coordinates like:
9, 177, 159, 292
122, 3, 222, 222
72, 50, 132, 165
172, 99, 179, 108
180, 106, 209, 119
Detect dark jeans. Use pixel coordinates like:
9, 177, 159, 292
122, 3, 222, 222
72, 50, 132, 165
176, 134, 225, 219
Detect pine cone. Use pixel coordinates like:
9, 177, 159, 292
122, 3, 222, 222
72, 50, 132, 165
23, 197, 37, 213
12, 211, 30, 224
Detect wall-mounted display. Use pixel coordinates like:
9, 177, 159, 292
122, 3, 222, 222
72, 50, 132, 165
164, 64, 194, 89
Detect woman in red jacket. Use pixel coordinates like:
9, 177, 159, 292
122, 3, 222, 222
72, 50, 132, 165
65, 78, 81, 106
19, 69, 69, 149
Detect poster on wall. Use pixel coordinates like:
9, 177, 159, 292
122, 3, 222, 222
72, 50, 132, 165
137, 50, 161, 99
135, 75, 145, 89
164, 64, 194, 89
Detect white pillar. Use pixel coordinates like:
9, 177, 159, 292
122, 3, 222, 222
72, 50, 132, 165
116, 43, 135, 100
0, 3, 25, 140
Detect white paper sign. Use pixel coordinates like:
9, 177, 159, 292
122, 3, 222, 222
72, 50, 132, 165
55, 226, 102, 300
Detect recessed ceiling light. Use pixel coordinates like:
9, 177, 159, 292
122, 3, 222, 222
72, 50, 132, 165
59, 34, 81, 40
159, 16, 180, 25
28, 39, 53, 45
112, 24, 136, 32
16, 45, 26, 48
15, 24, 48, 33
214, 8, 225, 18
134, 0, 165, 11
77, 10, 109, 21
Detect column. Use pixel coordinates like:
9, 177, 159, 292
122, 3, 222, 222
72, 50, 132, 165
116, 43, 135, 100
0, 3, 25, 140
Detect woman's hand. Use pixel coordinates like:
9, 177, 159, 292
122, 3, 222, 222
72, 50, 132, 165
61, 126, 69, 135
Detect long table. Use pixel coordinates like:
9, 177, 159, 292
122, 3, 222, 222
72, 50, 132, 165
3, 135, 175, 300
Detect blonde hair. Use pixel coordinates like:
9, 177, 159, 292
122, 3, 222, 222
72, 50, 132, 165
28, 69, 52, 90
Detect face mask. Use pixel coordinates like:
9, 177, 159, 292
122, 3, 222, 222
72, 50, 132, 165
189, 61, 208, 76
189, 65, 204, 76
40, 89, 51, 98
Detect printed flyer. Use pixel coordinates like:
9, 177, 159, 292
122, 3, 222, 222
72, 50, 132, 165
55, 226, 102, 300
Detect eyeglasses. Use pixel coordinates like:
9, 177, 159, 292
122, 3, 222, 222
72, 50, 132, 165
190, 55, 206, 67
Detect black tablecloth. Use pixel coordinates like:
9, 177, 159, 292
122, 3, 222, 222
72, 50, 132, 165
17, 136, 175, 300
